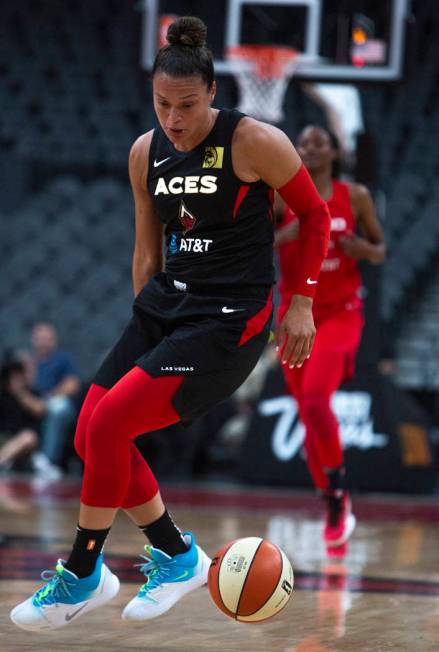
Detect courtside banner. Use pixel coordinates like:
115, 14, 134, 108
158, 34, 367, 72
239, 365, 437, 493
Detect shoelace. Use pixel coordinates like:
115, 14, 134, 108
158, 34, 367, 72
134, 546, 173, 594
34, 564, 73, 606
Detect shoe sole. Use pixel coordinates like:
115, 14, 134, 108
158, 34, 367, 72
122, 547, 211, 621
325, 513, 357, 548
10, 566, 120, 631
326, 541, 349, 558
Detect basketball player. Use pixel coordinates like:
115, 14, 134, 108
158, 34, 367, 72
275, 125, 386, 552
11, 18, 331, 631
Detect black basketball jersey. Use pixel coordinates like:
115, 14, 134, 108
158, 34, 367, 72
147, 109, 274, 291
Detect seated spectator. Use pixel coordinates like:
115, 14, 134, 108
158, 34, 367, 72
30, 322, 81, 477
0, 355, 46, 472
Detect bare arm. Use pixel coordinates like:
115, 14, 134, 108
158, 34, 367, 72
15, 389, 47, 418
48, 375, 80, 398
129, 132, 165, 297
233, 118, 302, 188
340, 183, 386, 264
6, 375, 47, 418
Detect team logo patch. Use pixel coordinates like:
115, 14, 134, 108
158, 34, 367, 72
168, 233, 179, 254
331, 217, 348, 231
202, 146, 224, 169
179, 200, 196, 232
282, 579, 293, 595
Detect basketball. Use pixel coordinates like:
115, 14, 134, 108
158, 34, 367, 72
207, 537, 294, 623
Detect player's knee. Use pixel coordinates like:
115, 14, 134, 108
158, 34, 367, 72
301, 395, 331, 426
85, 395, 123, 448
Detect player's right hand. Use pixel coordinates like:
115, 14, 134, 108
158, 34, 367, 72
276, 295, 316, 368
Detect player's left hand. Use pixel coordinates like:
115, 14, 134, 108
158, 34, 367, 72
277, 295, 316, 368
339, 233, 370, 259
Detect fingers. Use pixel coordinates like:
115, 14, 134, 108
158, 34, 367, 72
291, 338, 307, 367
281, 335, 306, 367
297, 333, 315, 366
281, 332, 316, 368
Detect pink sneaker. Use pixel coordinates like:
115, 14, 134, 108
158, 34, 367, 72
326, 541, 349, 558
323, 493, 356, 548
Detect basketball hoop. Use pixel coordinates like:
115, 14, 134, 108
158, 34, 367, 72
226, 45, 300, 123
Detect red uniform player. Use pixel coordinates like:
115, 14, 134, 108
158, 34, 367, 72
276, 125, 386, 554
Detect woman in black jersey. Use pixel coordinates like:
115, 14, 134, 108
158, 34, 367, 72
12, 16, 330, 631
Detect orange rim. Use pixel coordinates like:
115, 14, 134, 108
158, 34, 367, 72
226, 45, 299, 79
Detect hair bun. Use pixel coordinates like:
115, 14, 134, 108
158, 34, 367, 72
167, 16, 207, 48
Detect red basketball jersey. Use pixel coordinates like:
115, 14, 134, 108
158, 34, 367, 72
278, 180, 362, 316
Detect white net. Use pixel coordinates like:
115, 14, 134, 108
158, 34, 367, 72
227, 46, 299, 124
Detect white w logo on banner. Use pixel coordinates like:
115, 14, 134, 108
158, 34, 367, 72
259, 392, 389, 462
259, 396, 304, 461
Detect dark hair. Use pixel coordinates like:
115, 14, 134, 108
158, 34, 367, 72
152, 16, 214, 89
0, 357, 24, 388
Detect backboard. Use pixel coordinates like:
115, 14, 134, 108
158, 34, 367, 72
141, 0, 409, 82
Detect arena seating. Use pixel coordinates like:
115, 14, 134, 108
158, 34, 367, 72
0, 0, 150, 168
1, 0, 439, 389
0, 176, 133, 377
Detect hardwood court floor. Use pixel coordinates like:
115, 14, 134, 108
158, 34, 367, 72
1, 477, 439, 652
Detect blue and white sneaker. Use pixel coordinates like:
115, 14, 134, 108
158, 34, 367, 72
10, 554, 120, 631
122, 532, 210, 620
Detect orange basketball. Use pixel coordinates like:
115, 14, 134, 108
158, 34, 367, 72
208, 537, 294, 623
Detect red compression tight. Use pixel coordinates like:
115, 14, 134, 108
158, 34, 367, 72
74, 367, 183, 508
280, 305, 363, 491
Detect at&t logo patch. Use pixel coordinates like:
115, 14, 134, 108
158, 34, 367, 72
168, 234, 213, 254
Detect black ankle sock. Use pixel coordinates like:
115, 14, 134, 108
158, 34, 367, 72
139, 510, 187, 557
64, 525, 111, 578
325, 466, 346, 496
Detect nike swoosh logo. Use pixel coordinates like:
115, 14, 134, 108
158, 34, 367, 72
222, 307, 246, 314
153, 156, 171, 167
173, 570, 190, 581
306, 278, 318, 285
65, 602, 88, 622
